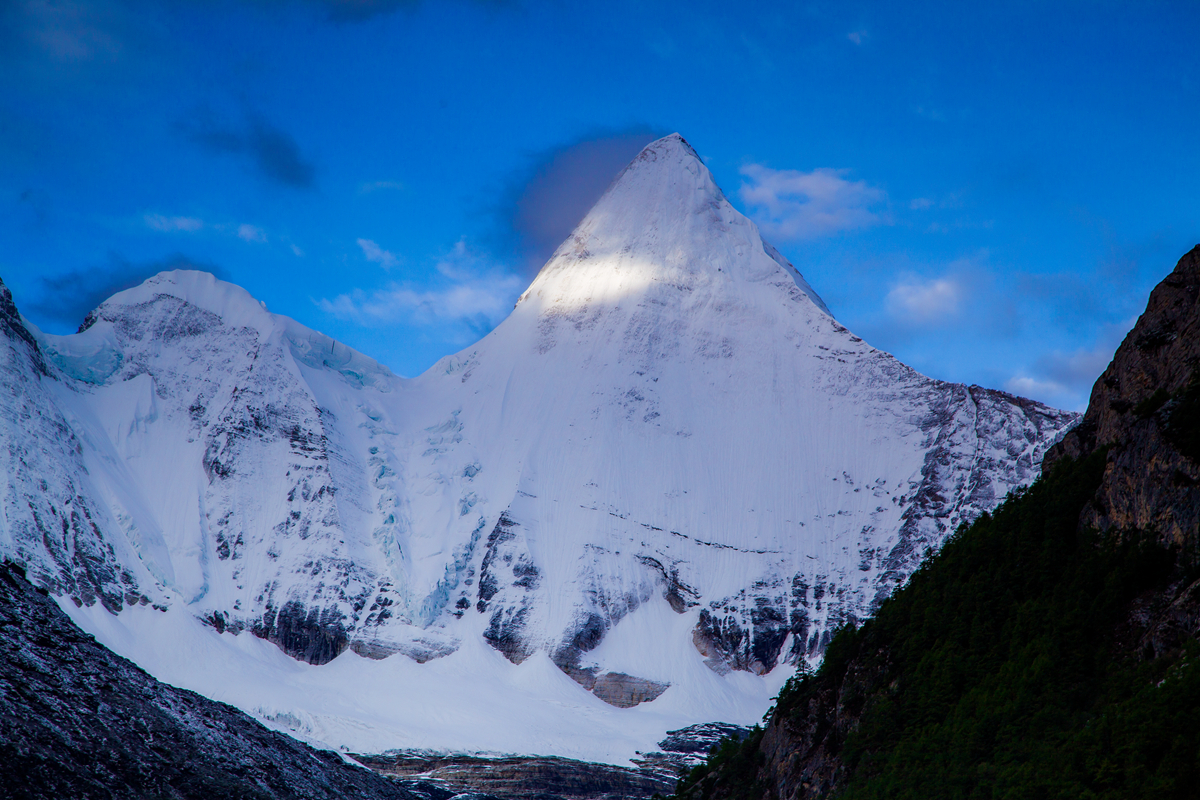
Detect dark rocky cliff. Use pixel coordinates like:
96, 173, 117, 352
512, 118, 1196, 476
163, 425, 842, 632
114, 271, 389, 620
1044, 242, 1200, 664
0, 560, 421, 800
1046, 244, 1200, 551
680, 244, 1200, 800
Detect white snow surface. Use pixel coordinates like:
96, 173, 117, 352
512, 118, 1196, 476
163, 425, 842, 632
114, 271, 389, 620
1, 134, 1078, 765
57, 587, 786, 763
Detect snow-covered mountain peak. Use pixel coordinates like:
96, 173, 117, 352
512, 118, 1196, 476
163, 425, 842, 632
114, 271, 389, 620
515, 133, 830, 333
83, 269, 275, 338
54, 268, 397, 392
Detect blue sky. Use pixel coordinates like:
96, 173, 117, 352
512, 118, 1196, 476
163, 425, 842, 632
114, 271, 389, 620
2, 0, 1197, 410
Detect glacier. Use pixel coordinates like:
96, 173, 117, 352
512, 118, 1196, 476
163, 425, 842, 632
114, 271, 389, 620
0, 134, 1078, 764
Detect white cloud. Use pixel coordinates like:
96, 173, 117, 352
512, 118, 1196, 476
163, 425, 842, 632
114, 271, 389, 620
358, 180, 404, 194
1005, 376, 1068, 400
909, 197, 933, 210
738, 164, 887, 240
435, 239, 483, 281
237, 224, 267, 243
1005, 318, 1134, 410
321, 240, 523, 329
1034, 341, 1120, 388
357, 238, 399, 270
885, 275, 963, 325
145, 214, 203, 232
847, 30, 868, 45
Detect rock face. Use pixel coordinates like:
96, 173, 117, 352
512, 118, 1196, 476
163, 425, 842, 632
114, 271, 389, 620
631, 723, 754, 776
356, 724, 760, 800
356, 752, 673, 800
1046, 244, 1200, 550
1042, 243, 1200, 665
0, 560, 421, 800
590, 671, 670, 708
0, 134, 1077, 758
0, 282, 147, 615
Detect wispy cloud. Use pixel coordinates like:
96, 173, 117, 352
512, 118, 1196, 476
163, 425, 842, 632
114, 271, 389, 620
911, 105, 946, 122
1005, 319, 1133, 410
237, 224, 267, 243
738, 164, 887, 240
847, 30, 868, 45
357, 238, 399, 269
145, 214, 274, 245
1006, 376, 1068, 402
145, 214, 203, 232
885, 274, 964, 326
319, 240, 522, 331
14, 0, 124, 63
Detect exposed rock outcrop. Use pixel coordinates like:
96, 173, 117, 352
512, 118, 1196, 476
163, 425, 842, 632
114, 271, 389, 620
590, 671, 670, 708
1046, 244, 1200, 551
358, 723, 756, 799
632, 723, 753, 775
356, 752, 673, 800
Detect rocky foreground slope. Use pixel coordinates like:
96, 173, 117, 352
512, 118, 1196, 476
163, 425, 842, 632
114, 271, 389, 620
680, 245, 1200, 800
0, 560, 423, 800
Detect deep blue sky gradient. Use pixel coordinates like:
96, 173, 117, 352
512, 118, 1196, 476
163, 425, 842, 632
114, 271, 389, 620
3, 0, 1198, 409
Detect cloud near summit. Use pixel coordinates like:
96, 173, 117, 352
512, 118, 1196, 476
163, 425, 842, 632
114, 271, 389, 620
493, 127, 666, 278
738, 164, 887, 240
319, 240, 522, 333
1005, 318, 1134, 411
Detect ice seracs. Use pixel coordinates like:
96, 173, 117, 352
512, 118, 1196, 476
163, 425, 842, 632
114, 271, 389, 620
0, 133, 1079, 763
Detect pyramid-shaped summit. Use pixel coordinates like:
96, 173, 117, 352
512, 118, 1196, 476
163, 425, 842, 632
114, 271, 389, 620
0, 135, 1079, 763
517, 133, 831, 322
409, 133, 1077, 684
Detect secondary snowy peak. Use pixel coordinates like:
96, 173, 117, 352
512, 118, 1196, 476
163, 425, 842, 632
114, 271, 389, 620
52, 269, 396, 392
15, 270, 408, 665
81, 270, 275, 337
517, 133, 830, 320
